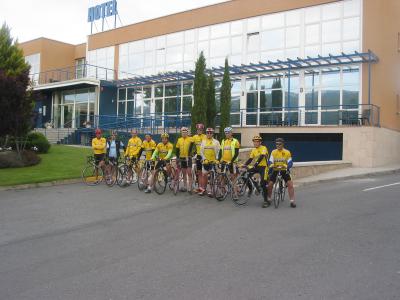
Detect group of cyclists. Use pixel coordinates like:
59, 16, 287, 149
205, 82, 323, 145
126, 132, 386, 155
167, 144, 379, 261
91, 123, 296, 208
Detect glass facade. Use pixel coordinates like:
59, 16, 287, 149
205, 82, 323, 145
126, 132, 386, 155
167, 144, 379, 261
118, 0, 361, 78
25, 53, 40, 84
54, 88, 96, 128
112, 0, 364, 128
87, 46, 115, 80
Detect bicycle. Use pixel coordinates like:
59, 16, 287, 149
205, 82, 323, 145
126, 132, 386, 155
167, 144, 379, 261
171, 157, 192, 195
234, 167, 262, 206
272, 167, 287, 208
138, 160, 153, 191
214, 162, 236, 201
117, 156, 139, 187
82, 156, 104, 186
103, 157, 119, 187
153, 159, 170, 195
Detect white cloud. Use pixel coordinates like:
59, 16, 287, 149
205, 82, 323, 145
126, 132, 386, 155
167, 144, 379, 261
0, 0, 229, 44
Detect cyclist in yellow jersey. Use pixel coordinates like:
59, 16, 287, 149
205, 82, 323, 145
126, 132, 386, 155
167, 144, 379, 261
145, 133, 173, 193
91, 128, 106, 167
218, 127, 240, 174
198, 128, 220, 196
175, 127, 194, 193
140, 134, 157, 161
125, 129, 142, 162
218, 127, 240, 199
192, 123, 206, 191
266, 138, 296, 208
243, 135, 269, 202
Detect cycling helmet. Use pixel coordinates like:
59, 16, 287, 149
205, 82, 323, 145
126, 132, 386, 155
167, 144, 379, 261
161, 133, 169, 138
95, 128, 102, 134
252, 135, 262, 141
275, 138, 285, 143
196, 123, 205, 130
206, 128, 214, 133
224, 127, 233, 133
181, 127, 189, 132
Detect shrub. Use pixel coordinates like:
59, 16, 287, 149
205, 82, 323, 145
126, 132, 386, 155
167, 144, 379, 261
0, 150, 41, 168
27, 132, 51, 153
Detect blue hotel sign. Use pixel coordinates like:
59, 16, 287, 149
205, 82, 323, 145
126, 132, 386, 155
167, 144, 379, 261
88, 1, 118, 22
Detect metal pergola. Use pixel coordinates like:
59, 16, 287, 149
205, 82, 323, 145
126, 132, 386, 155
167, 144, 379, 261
116, 50, 378, 88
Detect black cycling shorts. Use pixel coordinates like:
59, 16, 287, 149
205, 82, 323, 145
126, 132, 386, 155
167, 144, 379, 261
202, 163, 215, 172
155, 160, 170, 170
269, 170, 291, 183
144, 160, 155, 170
221, 162, 238, 174
94, 154, 105, 166
196, 155, 202, 171
179, 158, 192, 169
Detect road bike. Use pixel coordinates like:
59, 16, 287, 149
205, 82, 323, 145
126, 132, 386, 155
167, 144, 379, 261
273, 167, 287, 208
234, 167, 262, 206
81, 156, 104, 186
117, 156, 139, 187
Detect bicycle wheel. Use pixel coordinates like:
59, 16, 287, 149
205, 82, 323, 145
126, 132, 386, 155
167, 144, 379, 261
214, 173, 229, 201
233, 175, 250, 205
154, 169, 167, 195
104, 164, 117, 187
279, 181, 286, 203
138, 168, 148, 191
117, 164, 129, 187
82, 164, 103, 186
273, 181, 281, 208
172, 169, 180, 195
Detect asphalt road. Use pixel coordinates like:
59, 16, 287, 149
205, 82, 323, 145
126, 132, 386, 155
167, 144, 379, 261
0, 174, 399, 300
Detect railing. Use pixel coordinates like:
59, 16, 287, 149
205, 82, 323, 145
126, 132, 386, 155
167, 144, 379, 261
86, 104, 379, 132
29, 64, 135, 86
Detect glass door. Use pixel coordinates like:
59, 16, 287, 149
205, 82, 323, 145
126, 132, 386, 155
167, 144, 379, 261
62, 104, 74, 128
303, 71, 320, 125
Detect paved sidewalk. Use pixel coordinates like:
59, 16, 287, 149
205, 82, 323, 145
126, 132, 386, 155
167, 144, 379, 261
295, 164, 400, 187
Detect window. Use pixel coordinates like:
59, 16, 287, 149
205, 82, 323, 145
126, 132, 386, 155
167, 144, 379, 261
343, 17, 360, 40
247, 33, 260, 52
210, 38, 230, 57
261, 29, 284, 50
261, 13, 284, 29
322, 2, 342, 20
211, 23, 230, 38
285, 26, 300, 47
322, 20, 341, 43
306, 24, 320, 45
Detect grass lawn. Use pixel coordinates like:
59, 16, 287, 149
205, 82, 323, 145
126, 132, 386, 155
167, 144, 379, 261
0, 145, 92, 186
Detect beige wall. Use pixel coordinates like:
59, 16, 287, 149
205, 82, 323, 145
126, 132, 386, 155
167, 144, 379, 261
74, 43, 86, 60
87, 0, 336, 50
363, 0, 400, 131
19, 38, 87, 72
235, 126, 400, 167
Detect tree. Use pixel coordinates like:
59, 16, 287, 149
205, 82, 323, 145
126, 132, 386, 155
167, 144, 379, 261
191, 51, 207, 133
271, 78, 282, 111
0, 23, 34, 156
219, 58, 231, 139
206, 73, 216, 129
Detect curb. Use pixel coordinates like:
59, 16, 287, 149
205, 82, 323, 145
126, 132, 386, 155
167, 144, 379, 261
0, 178, 82, 191
1, 168, 399, 192
294, 168, 400, 188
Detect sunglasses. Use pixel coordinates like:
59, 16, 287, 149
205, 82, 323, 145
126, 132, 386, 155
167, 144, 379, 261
276, 143, 283, 146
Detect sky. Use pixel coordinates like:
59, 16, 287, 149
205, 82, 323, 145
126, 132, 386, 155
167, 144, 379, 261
0, 0, 229, 44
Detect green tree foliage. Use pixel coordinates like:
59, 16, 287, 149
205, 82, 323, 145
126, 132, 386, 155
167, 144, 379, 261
219, 58, 231, 139
271, 78, 282, 110
0, 23, 35, 156
0, 23, 29, 76
191, 52, 207, 133
206, 73, 216, 129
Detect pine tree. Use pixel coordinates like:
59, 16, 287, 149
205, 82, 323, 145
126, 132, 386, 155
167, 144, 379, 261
191, 52, 207, 133
206, 73, 216, 129
0, 23, 35, 155
219, 58, 231, 139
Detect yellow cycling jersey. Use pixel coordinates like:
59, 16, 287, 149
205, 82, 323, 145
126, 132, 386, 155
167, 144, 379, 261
154, 142, 173, 160
249, 145, 269, 167
201, 138, 220, 163
221, 138, 240, 163
141, 140, 157, 160
175, 136, 193, 158
92, 137, 106, 154
125, 136, 142, 158
269, 148, 292, 170
192, 134, 206, 154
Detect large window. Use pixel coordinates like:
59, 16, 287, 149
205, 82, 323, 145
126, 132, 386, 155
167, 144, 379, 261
87, 46, 114, 80
25, 53, 40, 84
